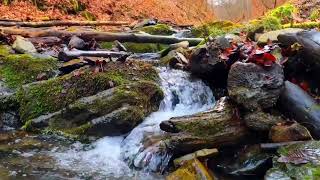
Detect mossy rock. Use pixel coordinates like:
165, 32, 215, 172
265, 141, 320, 180
191, 21, 242, 38
100, 41, 168, 53
138, 24, 174, 35
26, 81, 163, 137
0, 45, 58, 89
283, 22, 320, 29
16, 62, 159, 122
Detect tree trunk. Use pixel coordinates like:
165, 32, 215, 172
0, 27, 203, 46
0, 20, 129, 27
58, 48, 130, 61
279, 81, 320, 139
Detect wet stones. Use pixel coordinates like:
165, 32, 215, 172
12, 36, 37, 54
228, 62, 284, 111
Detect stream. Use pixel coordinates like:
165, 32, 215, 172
4, 67, 214, 179
52, 67, 215, 179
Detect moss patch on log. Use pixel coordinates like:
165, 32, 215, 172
191, 21, 242, 38
16, 62, 159, 122
138, 24, 174, 35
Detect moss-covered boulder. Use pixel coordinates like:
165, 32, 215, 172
16, 62, 159, 122
27, 80, 163, 137
257, 28, 303, 45
0, 45, 58, 89
265, 141, 320, 180
138, 24, 174, 35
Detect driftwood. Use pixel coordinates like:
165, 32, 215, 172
58, 48, 130, 61
0, 27, 203, 46
0, 20, 129, 27
279, 81, 320, 139
260, 141, 306, 150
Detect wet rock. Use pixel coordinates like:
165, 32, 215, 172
228, 62, 284, 111
278, 81, 320, 138
12, 36, 37, 54
113, 40, 127, 52
160, 97, 248, 154
167, 159, 214, 180
59, 58, 88, 75
278, 30, 320, 84
214, 145, 273, 176
189, 41, 229, 88
269, 121, 313, 143
215, 36, 231, 49
257, 28, 303, 45
174, 148, 218, 166
68, 35, 86, 50
28, 81, 163, 137
265, 141, 320, 180
161, 50, 189, 69
133, 19, 158, 29
160, 41, 189, 57
244, 111, 285, 131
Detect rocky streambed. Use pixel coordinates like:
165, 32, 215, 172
0, 19, 319, 180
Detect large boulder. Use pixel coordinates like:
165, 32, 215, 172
228, 62, 284, 111
160, 97, 248, 154
12, 36, 37, 54
27, 81, 163, 137
265, 141, 320, 180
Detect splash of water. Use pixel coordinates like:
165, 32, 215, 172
52, 67, 215, 178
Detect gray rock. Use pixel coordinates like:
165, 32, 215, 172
228, 62, 284, 111
68, 35, 86, 50
12, 36, 37, 54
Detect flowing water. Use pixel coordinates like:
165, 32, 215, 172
51, 67, 215, 179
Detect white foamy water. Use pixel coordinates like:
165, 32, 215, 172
52, 67, 215, 179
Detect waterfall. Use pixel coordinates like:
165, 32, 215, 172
51, 67, 215, 179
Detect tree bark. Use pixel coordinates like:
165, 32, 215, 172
0, 27, 203, 46
279, 81, 320, 139
0, 20, 129, 27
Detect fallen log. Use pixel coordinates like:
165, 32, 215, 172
0, 27, 203, 46
0, 20, 130, 27
58, 48, 130, 61
279, 81, 320, 138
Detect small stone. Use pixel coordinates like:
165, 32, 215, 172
68, 35, 86, 50
269, 121, 313, 143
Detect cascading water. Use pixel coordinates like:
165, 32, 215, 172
51, 67, 215, 179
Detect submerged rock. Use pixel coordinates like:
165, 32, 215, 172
269, 121, 313, 143
167, 159, 214, 180
228, 62, 284, 111
28, 81, 163, 137
214, 145, 273, 177
244, 111, 285, 131
265, 141, 320, 180
12, 36, 37, 54
160, 97, 248, 154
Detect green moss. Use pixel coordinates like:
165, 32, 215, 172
283, 22, 320, 29
310, 9, 320, 21
0, 46, 58, 89
63, 122, 93, 135
100, 41, 114, 49
191, 21, 242, 38
138, 24, 174, 35
16, 62, 159, 122
267, 3, 296, 24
